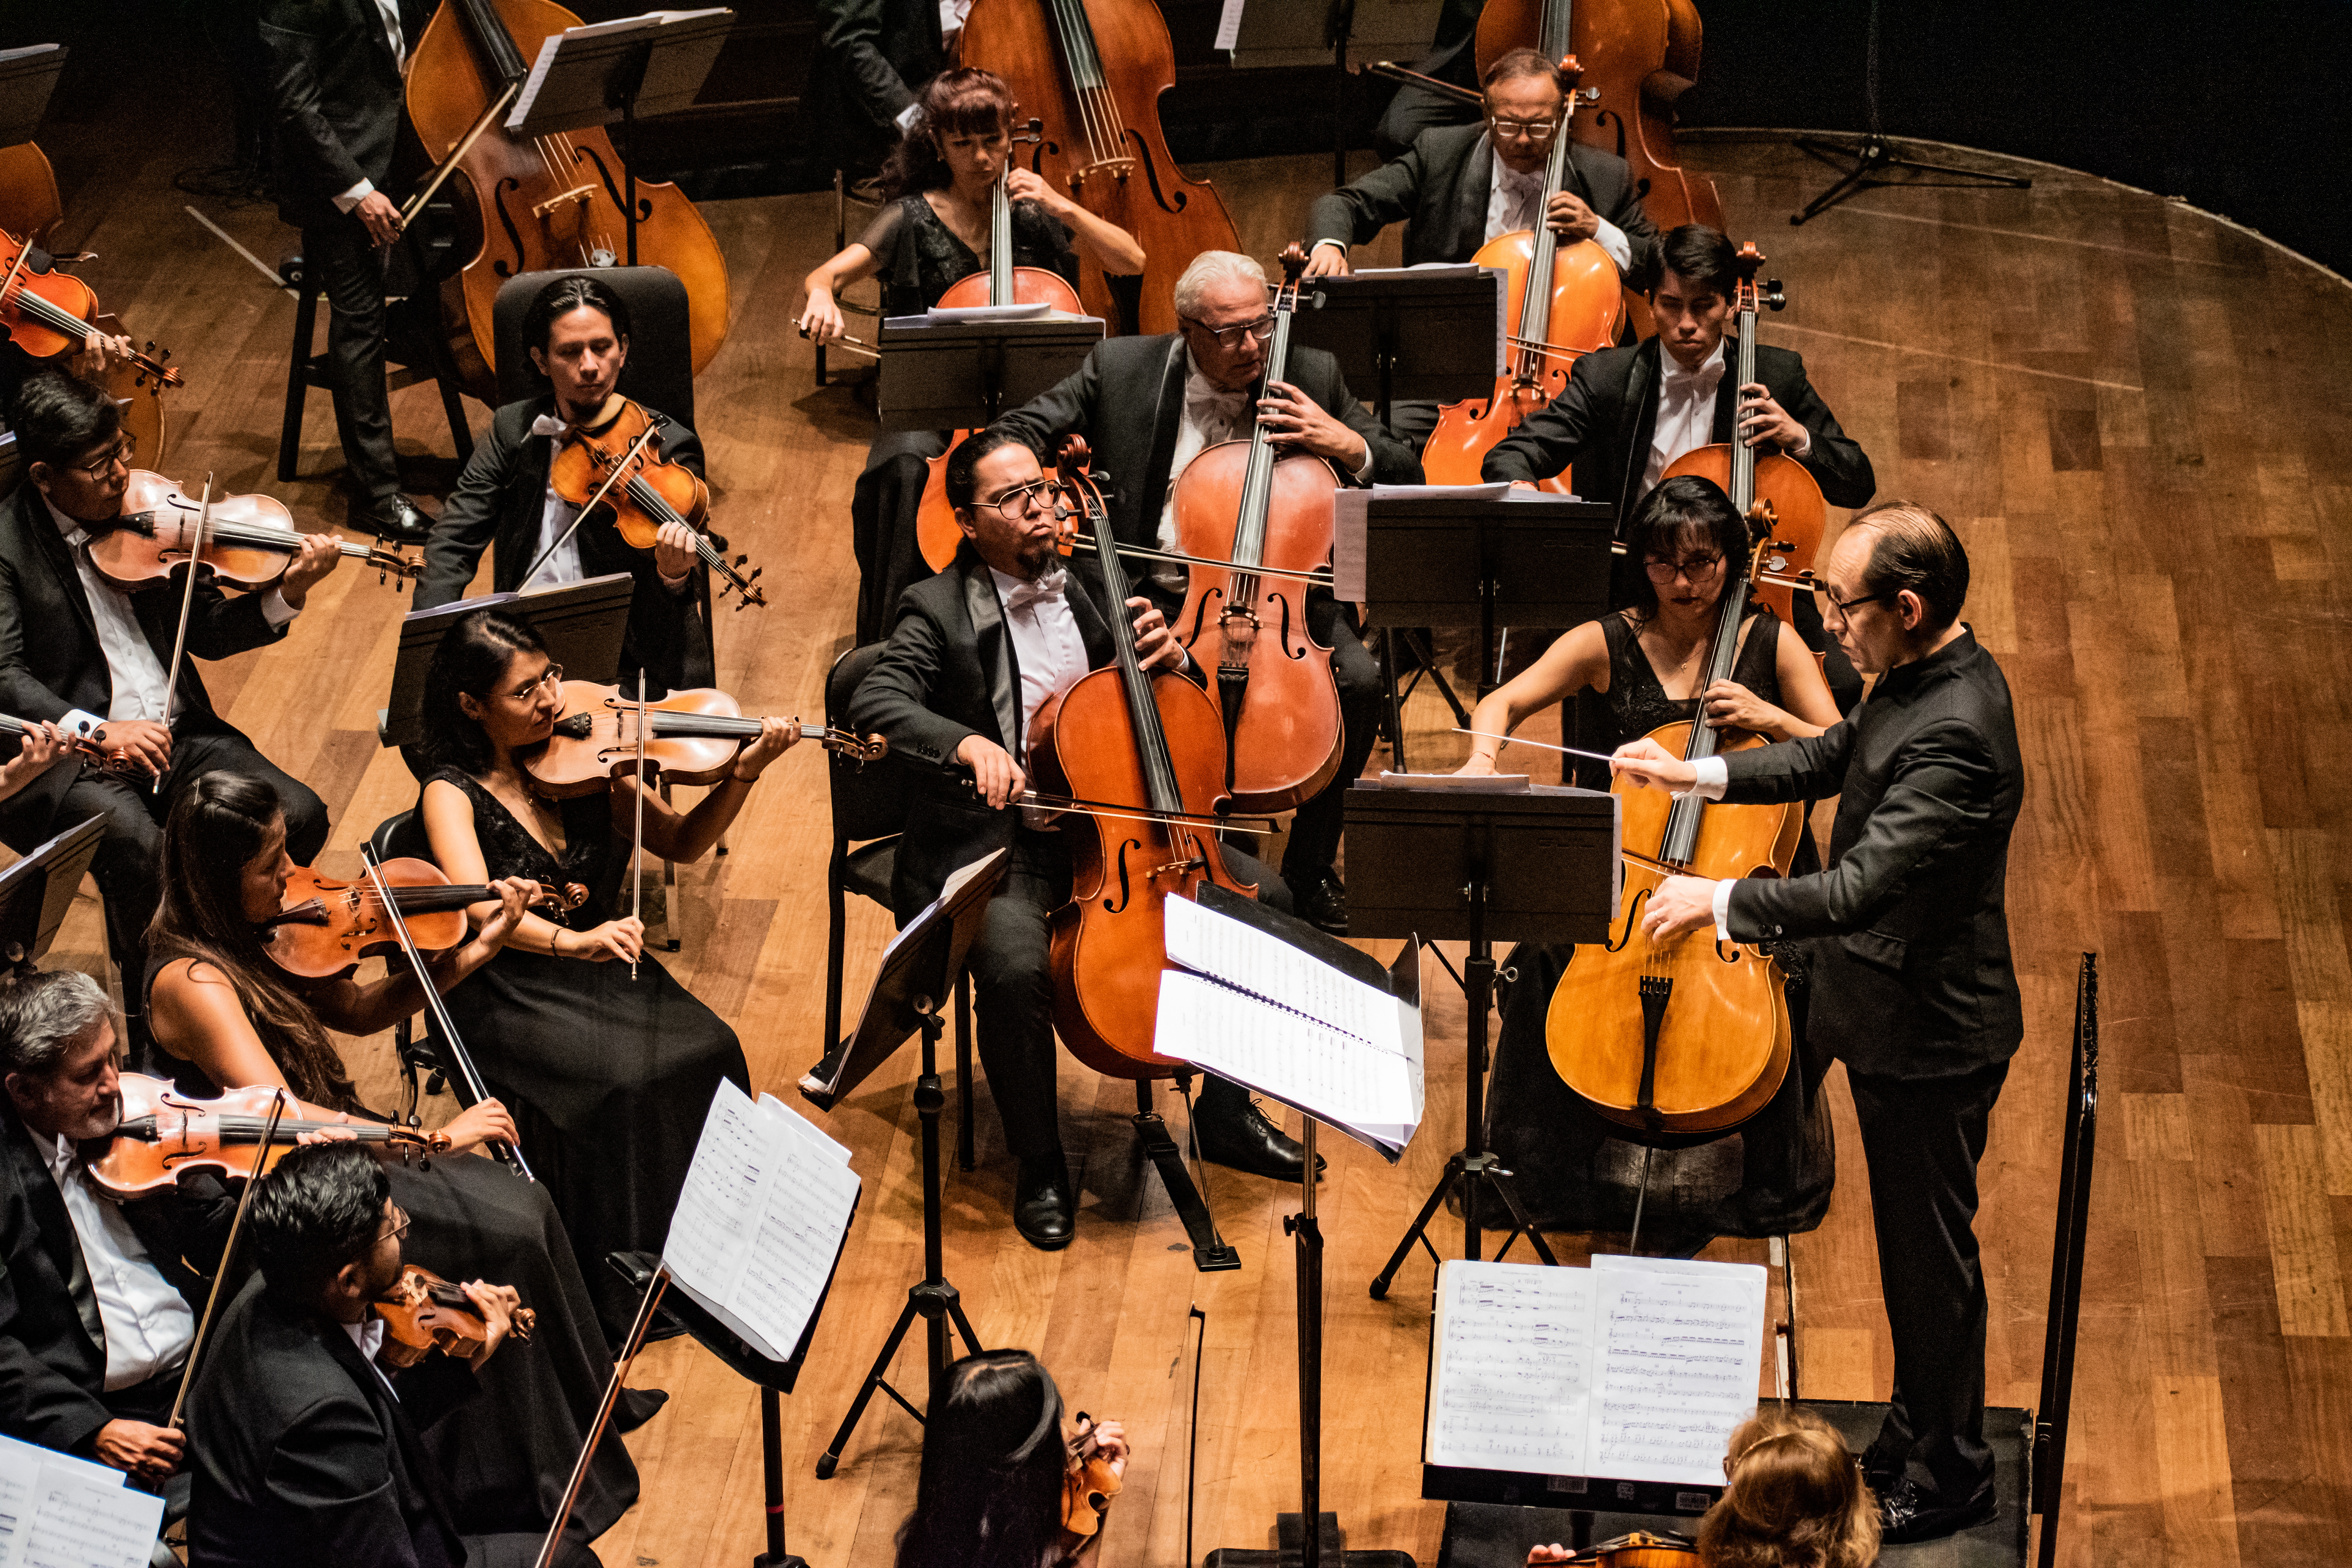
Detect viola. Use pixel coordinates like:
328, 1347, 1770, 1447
0, 712, 137, 777
0, 223, 182, 391
372, 1263, 537, 1369
257, 858, 584, 983
522, 680, 886, 799
1059, 1413, 1122, 1549
916, 116, 1087, 576
86, 1075, 450, 1201
960, 0, 1241, 335
543, 397, 768, 609
1031, 440, 1255, 1079
1165, 243, 1345, 813
85, 472, 418, 593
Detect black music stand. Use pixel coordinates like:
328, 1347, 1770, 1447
379, 572, 634, 752
1285, 266, 1502, 427
2030, 952, 2099, 1568
801, 847, 1007, 1477
1345, 782, 1619, 1295
1221, 0, 1443, 185
0, 814, 105, 975
503, 9, 734, 267
875, 312, 1104, 431
0, 44, 66, 151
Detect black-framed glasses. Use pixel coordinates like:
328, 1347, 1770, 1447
381, 1205, 412, 1246
1486, 114, 1562, 143
1180, 313, 1276, 348
1643, 552, 1724, 583
1823, 588, 1897, 620
977, 481, 1052, 521
508, 663, 564, 701
69, 436, 136, 479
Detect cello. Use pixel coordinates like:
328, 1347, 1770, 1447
959, 0, 1240, 335
1165, 243, 1344, 814
403, 0, 731, 393
1420, 58, 1626, 489
1031, 443, 1256, 1079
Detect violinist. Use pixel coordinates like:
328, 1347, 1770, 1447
848, 430, 1315, 1250
1612, 503, 2022, 1543
798, 66, 1146, 643
142, 770, 655, 1551
0, 372, 338, 1051
993, 250, 1420, 935
1461, 477, 1842, 1251
185, 1142, 525, 1568
413, 274, 717, 696
417, 607, 794, 1334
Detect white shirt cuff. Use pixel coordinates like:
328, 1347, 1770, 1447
1351, 436, 1375, 483
1593, 217, 1633, 275
60, 709, 104, 739
1310, 238, 1347, 256
1682, 755, 1728, 799
1710, 878, 1733, 941
332, 178, 374, 215
1792, 427, 1813, 458
260, 588, 298, 628
895, 102, 922, 133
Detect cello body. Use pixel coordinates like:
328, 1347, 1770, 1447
960, 0, 1240, 335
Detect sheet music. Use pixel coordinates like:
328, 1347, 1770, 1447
1212, 0, 1247, 50
1588, 1254, 1767, 1485
1156, 973, 1413, 1133
509, 9, 730, 129
20, 1465, 159, 1568
1426, 1261, 1595, 1474
1162, 894, 1394, 1044
1374, 771, 1532, 792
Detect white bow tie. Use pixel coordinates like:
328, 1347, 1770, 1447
1005, 568, 1067, 614
529, 414, 570, 439
1186, 379, 1251, 442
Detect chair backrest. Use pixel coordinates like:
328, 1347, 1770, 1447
828, 641, 911, 846
372, 808, 435, 866
491, 267, 695, 428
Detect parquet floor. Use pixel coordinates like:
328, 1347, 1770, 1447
22, 91, 2352, 1566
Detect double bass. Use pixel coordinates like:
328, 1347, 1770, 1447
960, 0, 1240, 335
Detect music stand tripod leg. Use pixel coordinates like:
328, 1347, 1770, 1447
753, 1387, 807, 1568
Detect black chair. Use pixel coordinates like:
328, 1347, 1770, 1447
825, 642, 976, 1169
370, 808, 451, 1118
490, 266, 696, 428
276, 249, 476, 483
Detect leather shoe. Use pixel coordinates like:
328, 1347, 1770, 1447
366, 495, 432, 548
1013, 1158, 1075, 1250
1857, 1443, 1903, 1494
1877, 1477, 1996, 1544
1290, 868, 1348, 937
1193, 1079, 1325, 1182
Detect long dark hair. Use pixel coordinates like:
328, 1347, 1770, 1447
1619, 474, 1753, 624
421, 608, 548, 775
147, 772, 356, 1109
895, 1349, 1067, 1568
880, 67, 1015, 200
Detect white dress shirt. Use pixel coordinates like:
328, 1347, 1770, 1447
44, 1136, 194, 1392
341, 1316, 401, 1399
1644, 340, 1728, 497
1483, 142, 1633, 274
333, 0, 408, 212
990, 565, 1091, 759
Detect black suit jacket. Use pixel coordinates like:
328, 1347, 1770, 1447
258, 0, 425, 229
1482, 335, 1877, 527
188, 1276, 479, 1568
1306, 123, 1659, 276
805, 0, 946, 172
1720, 630, 2024, 1080
0, 485, 289, 848
412, 396, 715, 693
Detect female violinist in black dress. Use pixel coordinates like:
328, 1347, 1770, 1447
1458, 476, 1846, 1252
142, 771, 648, 1554
797, 65, 1148, 641
416, 607, 797, 1336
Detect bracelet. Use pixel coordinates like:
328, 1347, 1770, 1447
550, 930, 570, 959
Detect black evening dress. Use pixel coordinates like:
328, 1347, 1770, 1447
1482, 608, 1837, 1253
425, 768, 751, 1338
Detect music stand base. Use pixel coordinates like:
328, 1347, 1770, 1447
1206, 1512, 1417, 1567
1369, 1152, 1557, 1299
1136, 1104, 1241, 1272
1789, 135, 2031, 225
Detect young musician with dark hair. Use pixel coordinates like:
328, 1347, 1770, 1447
413, 273, 719, 695
1614, 501, 2024, 1543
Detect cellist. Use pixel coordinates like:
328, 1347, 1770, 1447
846, 429, 1313, 1252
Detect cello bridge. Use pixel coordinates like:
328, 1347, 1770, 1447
532, 184, 599, 219
1151, 855, 1207, 881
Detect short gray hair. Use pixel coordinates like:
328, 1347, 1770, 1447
0, 969, 114, 1080
1172, 251, 1267, 321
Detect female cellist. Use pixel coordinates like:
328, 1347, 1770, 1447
141, 772, 653, 1552
1456, 475, 1841, 1251
797, 67, 1145, 643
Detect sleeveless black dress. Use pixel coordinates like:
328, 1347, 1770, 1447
425, 768, 751, 1337
1482, 608, 1837, 1251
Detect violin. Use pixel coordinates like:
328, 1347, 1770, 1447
371, 1263, 537, 1369
960, 0, 1241, 335
0, 223, 182, 391
85, 472, 418, 593
1059, 1413, 1122, 1549
521, 681, 886, 799
1423, 56, 1625, 491
544, 398, 768, 610
1165, 243, 1345, 813
1032, 440, 1255, 1079
916, 116, 1086, 576
257, 858, 584, 983
1557, 1531, 1699, 1564
0, 712, 138, 777
85, 1075, 450, 1201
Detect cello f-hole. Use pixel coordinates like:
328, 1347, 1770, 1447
1105, 839, 1141, 914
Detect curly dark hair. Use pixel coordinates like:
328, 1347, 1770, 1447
880, 67, 1015, 200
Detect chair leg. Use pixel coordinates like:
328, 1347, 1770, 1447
955, 971, 975, 1172
661, 780, 679, 952
278, 277, 321, 483
823, 854, 848, 1056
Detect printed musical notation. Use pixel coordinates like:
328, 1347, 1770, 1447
0, 1434, 161, 1568
1426, 1261, 1596, 1474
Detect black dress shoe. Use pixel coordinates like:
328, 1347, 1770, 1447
1289, 868, 1348, 937
1193, 1079, 1326, 1181
1013, 1158, 1075, 1250
367, 495, 432, 547
1857, 1443, 1903, 1494
1878, 1477, 1996, 1543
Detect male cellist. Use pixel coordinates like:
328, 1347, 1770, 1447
1613, 502, 2023, 1544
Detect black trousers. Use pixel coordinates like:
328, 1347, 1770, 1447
1281, 591, 1382, 882
1846, 1058, 2010, 1504
301, 215, 401, 504
853, 428, 951, 645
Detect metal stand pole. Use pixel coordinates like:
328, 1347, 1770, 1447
752, 1387, 806, 1567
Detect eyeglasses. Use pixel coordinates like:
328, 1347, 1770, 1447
68, 437, 136, 479
976, 481, 1053, 521
1643, 552, 1724, 583
507, 663, 564, 701
1822, 588, 1897, 621
381, 1206, 412, 1246
1180, 313, 1276, 349
1486, 115, 1562, 143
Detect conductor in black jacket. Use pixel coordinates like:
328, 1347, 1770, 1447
414, 274, 715, 695
994, 251, 1421, 935
1615, 502, 2023, 1545
806, 0, 948, 175
187, 1141, 531, 1568
256, 0, 430, 543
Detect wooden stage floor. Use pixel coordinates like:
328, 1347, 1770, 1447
25, 116, 2352, 1567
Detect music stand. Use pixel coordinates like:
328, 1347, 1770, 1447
875, 313, 1104, 431
1344, 782, 1619, 1294
0, 44, 66, 151
0, 814, 105, 975
801, 847, 1007, 1477
379, 573, 634, 751
1220, 0, 1443, 185
504, 9, 734, 266
1285, 267, 1502, 425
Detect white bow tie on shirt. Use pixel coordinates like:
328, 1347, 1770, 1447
529, 414, 570, 440
1185, 378, 1252, 445
1005, 567, 1068, 614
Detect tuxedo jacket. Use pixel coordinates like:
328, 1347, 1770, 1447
1482, 334, 1877, 528
187, 1276, 479, 1568
0, 485, 288, 847
412, 396, 715, 693
1721, 630, 2025, 1081
806, 0, 947, 172
257, 0, 429, 229
1305, 122, 1659, 276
